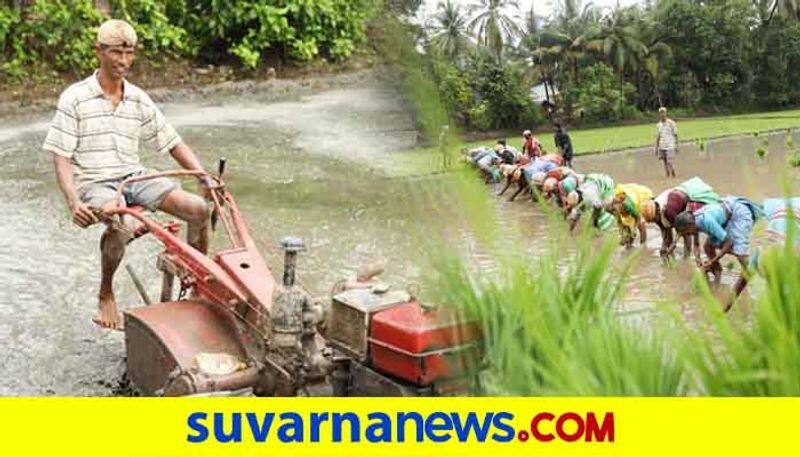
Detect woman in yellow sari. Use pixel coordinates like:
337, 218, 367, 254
610, 183, 654, 248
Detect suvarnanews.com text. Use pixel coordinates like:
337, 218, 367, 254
187, 410, 615, 444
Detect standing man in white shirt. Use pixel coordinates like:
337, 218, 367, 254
43, 19, 212, 330
654, 107, 678, 177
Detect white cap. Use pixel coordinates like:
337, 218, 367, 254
97, 19, 137, 47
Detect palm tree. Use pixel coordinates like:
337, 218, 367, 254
583, 7, 648, 77
761, 0, 800, 24
532, 0, 600, 86
555, 0, 598, 35
775, 0, 800, 20
582, 6, 671, 108
428, 0, 473, 63
515, 2, 541, 56
633, 14, 672, 107
467, 0, 522, 61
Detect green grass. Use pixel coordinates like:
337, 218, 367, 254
388, 108, 800, 177
536, 109, 800, 155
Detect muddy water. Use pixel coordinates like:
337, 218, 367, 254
1, 78, 797, 395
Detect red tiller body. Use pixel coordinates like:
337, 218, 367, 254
368, 302, 481, 386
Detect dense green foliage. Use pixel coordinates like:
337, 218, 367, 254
465, 51, 538, 130
420, 0, 800, 129
174, 0, 377, 68
0, 0, 378, 82
564, 62, 638, 122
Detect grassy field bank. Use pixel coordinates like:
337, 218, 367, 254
531, 109, 800, 155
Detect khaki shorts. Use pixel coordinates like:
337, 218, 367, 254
78, 170, 178, 211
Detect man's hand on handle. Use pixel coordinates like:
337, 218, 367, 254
69, 200, 98, 228
198, 174, 215, 200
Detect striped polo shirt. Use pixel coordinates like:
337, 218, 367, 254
43, 71, 181, 188
656, 119, 678, 150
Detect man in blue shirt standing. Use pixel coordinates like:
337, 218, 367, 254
674, 196, 762, 311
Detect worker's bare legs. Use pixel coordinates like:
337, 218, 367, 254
724, 255, 750, 312
666, 157, 677, 177
95, 200, 133, 330
661, 158, 671, 177
508, 181, 526, 201
158, 188, 210, 254
638, 221, 647, 246
659, 227, 673, 258
497, 176, 513, 196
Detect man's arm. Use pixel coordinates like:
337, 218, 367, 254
169, 141, 206, 173
169, 142, 214, 194
52, 153, 97, 227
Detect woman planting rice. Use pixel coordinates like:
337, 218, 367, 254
565, 173, 616, 231
641, 177, 719, 258
609, 183, 654, 248
674, 196, 763, 312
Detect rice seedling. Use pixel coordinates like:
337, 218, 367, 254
756, 139, 769, 159
788, 152, 800, 168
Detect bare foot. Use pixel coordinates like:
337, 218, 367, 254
93, 295, 124, 331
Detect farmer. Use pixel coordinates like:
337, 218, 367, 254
541, 167, 578, 204
510, 154, 562, 202
475, 144, 502, 182
610, 183, 653, 248
44, 20, 211, 330
522, 130, 542, 159
497, 141, 516, 165
674, 196, 763, 311
654, 107, 678, 177
565, 173, 615, 231
641, 177, 719, 258
542, 167, 571, 199
553, 123, 574, 168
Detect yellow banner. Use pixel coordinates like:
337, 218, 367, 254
1, 397, 796, 456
